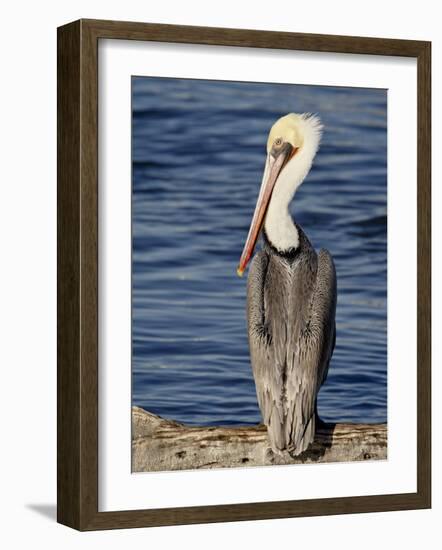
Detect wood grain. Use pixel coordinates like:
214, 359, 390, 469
57, 20, 81, 529
132, 407, 387, 472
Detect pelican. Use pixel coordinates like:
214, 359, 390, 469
237, 113, 337, 456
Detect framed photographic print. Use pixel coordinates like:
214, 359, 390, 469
57, 19, 431, 530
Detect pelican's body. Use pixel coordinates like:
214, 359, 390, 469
237, 113, 337, 456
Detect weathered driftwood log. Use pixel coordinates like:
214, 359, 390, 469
132, 406, 387, 472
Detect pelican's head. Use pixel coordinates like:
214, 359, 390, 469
266, 113, 306, 155
237, 113, 322, 276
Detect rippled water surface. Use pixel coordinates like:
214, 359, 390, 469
132, 77, 387, 426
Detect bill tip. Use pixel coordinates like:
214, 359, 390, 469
237, 266, 245, 277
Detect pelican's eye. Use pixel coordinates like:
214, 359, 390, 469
274, 137, 283, 147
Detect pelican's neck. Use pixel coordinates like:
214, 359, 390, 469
263, 173, 300, 252
263, 114, 322, 253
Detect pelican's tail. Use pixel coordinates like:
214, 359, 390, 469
266, 412, 316, 456
287, 414, 316, 456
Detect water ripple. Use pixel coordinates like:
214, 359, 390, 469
131, 77, 387, 426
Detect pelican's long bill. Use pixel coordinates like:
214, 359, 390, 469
237, 144, 292, 276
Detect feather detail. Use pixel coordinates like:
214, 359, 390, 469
247, 228, 336, 456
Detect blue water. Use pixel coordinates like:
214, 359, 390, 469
132, 77, 387, 426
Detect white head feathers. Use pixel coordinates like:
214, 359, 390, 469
264, 113, 323, 251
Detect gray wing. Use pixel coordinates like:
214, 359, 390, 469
307, 249, 337, 391
247, 249, 336, 455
